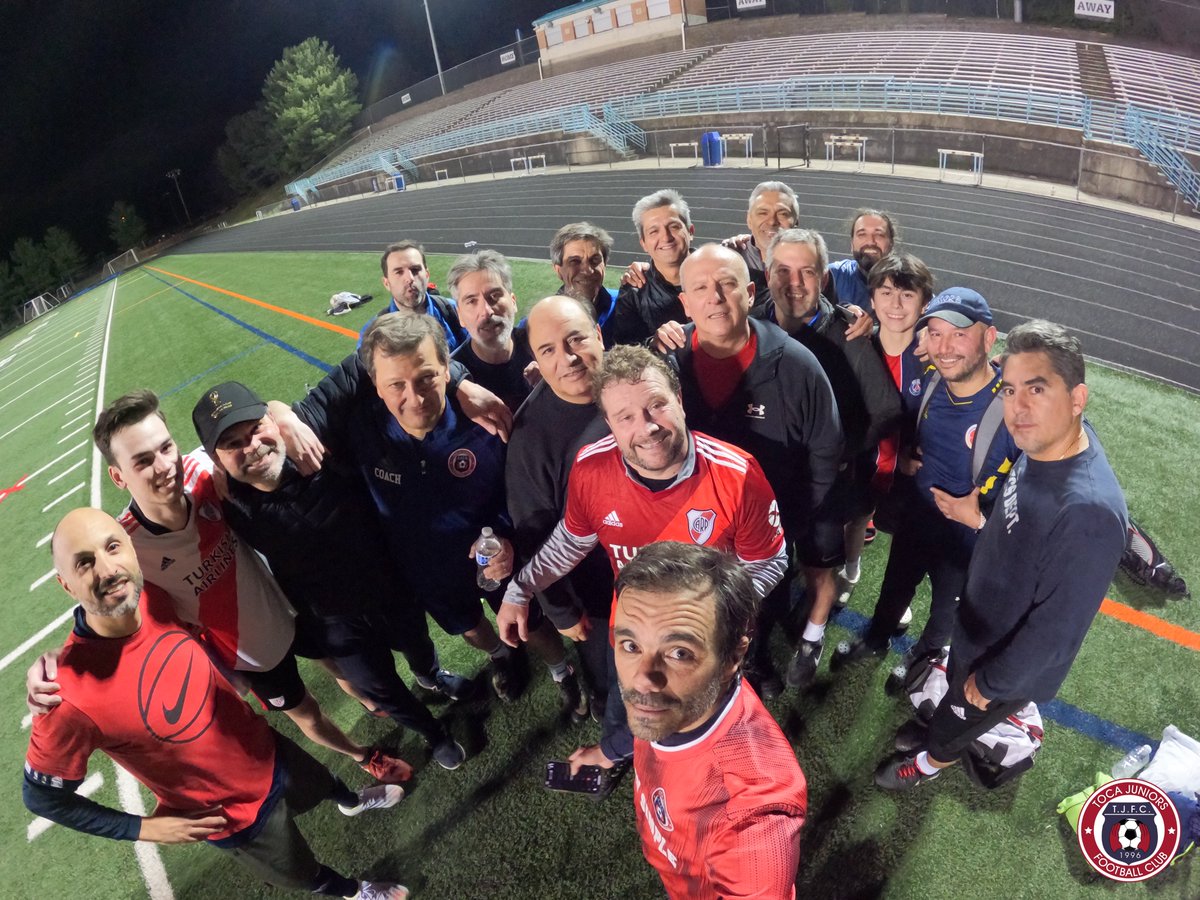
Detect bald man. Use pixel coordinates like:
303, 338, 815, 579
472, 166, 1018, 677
24, 508, 407, 899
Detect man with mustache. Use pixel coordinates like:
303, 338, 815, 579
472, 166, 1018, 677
448, 249, 537, 414
191, 381, 469, 770
363, 239, 468, 353
827, 209, 896, 314
23, 507, 409, 899
610, 189, 695, 346
549, 222, 619, 344
498, 345, 787, 779
616, 542, 807, 898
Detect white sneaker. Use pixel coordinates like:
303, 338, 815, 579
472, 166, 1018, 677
899, 606, 913, 627
834, 568, 859, 609
339, 783, 404, 817
348, 882, 409, 899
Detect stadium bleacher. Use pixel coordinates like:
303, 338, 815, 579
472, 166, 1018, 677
1104, 43, 1200, 119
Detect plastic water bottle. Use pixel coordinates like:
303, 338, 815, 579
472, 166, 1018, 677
1111, 744, 1152, 779
475, 527, 503, 591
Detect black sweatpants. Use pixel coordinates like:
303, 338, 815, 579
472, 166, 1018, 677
926, 667, 1030, 765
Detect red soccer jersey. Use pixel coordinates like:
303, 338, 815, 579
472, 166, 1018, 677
25, 586, 277, 841
634, 679, 807, 899
563, 431, 784, 620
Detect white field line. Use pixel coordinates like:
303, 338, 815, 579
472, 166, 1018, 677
29, 570, 56, 592
25, 442, 87, 483
63, 399, 93, 418
0, 609, 73, 672
0, 389, 92, 443
0, 312, 98, 383
0, 366, 88, 414
47, 458, 87, 485
22, 713, 33, 730
42, 482, 85, 512
61, 411, 90, 429
36, 532, 53, 548
57, 425, 89, 444
27, 772, 106, 841
75, 368, 99, 383
89, 278, 174, 898
0, 339, 105, 396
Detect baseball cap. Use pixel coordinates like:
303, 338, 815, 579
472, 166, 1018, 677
192, 381, 268, 456
917, 288, 994, 329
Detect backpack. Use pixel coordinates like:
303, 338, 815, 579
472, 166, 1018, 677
1121, 517, 1189, 597
915, 370, 1007, 486
906, 649, 1044, 789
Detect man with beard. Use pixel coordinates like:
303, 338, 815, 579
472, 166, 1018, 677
192, 382, 468, 770
24, 508, 408, 900
448, 249, 536, 413
875, 322, 1127, 790
550, 222, 618, 343
616, 542, 807, 898
839, 289, 1019, 670
610, 190, 694, 346
505, 295, 615, 720
498, 346, 787, 776
363, 240, 467, 353
827, 209, 896, 314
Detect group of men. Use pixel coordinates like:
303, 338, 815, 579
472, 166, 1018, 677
23, 180, 1129, 899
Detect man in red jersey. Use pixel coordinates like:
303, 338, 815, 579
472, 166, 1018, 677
615, 541, 807, 898
498, 345, 787, 773
23, 508, 407, 899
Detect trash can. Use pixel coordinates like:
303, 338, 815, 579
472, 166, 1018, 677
289, 197, 301, 211
394, 175, 406, 192
701, 131, 724, 167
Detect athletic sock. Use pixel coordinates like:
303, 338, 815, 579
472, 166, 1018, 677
914, 752, 941, 776
487, 642, 511, 661
801, 620, 826, 643
547, 659, 572, 683
843, 558, 861, 583
330, 778, 358, 808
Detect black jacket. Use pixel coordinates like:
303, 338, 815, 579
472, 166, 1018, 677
611, 263, 685, 346
668, 317, 844, 541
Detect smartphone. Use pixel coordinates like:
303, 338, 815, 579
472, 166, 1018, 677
544, 760, 604, 794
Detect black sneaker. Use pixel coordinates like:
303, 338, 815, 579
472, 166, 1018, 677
593, 759, 631, 802
893, 720, 928, 754
746, 664, 784, 701
874, 755, 941, 791
831, 638, 888, 669
416, 668, 473, 701
490, 652, 527, 703
785, 637, 824, 689
431, 737, 466, 770
557, 669, 590, 723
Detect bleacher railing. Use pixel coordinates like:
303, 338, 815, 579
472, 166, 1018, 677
296, 76, 1200, 193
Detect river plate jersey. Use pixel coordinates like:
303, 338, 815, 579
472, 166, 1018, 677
118, 451, 295, 673
25, 586, 277, 841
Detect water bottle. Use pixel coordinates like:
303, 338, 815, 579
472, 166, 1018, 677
475, 527, 503, 591
1111, 744, 1152, 779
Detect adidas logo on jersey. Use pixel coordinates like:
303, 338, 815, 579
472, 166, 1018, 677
602, 510, 623, 527
160, 556, 175, 571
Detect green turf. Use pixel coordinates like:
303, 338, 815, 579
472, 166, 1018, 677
0, 252, 1196, 899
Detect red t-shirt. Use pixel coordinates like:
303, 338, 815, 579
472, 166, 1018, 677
692, 330, 758, 412
872, 350, 904, 494
25, 586, 277, 840
633, 679, 808, 898
563, 431, 784, 623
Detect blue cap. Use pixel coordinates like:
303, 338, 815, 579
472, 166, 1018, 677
917, 288, 993, 329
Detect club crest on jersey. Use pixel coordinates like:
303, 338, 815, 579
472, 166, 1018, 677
448, 448, 477, 478
651, 787, 674, 832
964, 424, 978, 449
198, 502, 221, 522
687, 508, 717, 545
909, 378, 923, 396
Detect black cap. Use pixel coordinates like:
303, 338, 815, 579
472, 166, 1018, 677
916, 288, 994, 330
192, 382, 268, 457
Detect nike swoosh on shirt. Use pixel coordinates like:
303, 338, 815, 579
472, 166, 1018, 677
162, 656, 193, 725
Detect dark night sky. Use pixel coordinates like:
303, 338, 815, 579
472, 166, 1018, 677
0, 0, 561, 260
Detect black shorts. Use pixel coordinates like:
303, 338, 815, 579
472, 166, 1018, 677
243, 651, 307, 712
417, 572, 542, 636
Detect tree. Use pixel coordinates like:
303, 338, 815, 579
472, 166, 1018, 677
109, 201, 148, 251
43, 227, 86, 284
262, 37, 362, 174
217, 102, 284, 194
0, 259, 24, 320
10, 237, 56, 296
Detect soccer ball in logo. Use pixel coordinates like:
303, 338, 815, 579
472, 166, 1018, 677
1117, 819, 1143, 850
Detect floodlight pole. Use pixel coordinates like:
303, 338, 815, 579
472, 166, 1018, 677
421, 0, 446, 96
166, 169, 192, 225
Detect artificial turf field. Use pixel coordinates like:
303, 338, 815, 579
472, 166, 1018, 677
0, 249, 1197, 899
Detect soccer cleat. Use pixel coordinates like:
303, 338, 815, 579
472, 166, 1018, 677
874, 755, 941, 791
785, 637, 824, 689
593, 759, 631, 803
893, 720, 929, 754
359, 748, 413, 784
557, 669, 590, 723
431, 737, 466, 771
747, 663, 784, 700
834, 569, 860, 609
349, 881, 410, 899
416, 668, 473, 702
830, 637, 888, 669
339, 783, 404, 817
895, 606, 913, 632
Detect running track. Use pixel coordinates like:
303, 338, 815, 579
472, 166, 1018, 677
176, 168, 1200, 393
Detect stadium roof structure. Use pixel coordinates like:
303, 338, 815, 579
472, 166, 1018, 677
532, 0, 623, 27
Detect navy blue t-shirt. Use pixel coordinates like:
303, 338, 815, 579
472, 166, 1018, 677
952, 424, 1128, 703
915, 366, 1018, 509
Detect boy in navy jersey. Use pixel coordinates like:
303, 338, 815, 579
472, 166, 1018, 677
877, 320, 1127, 789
